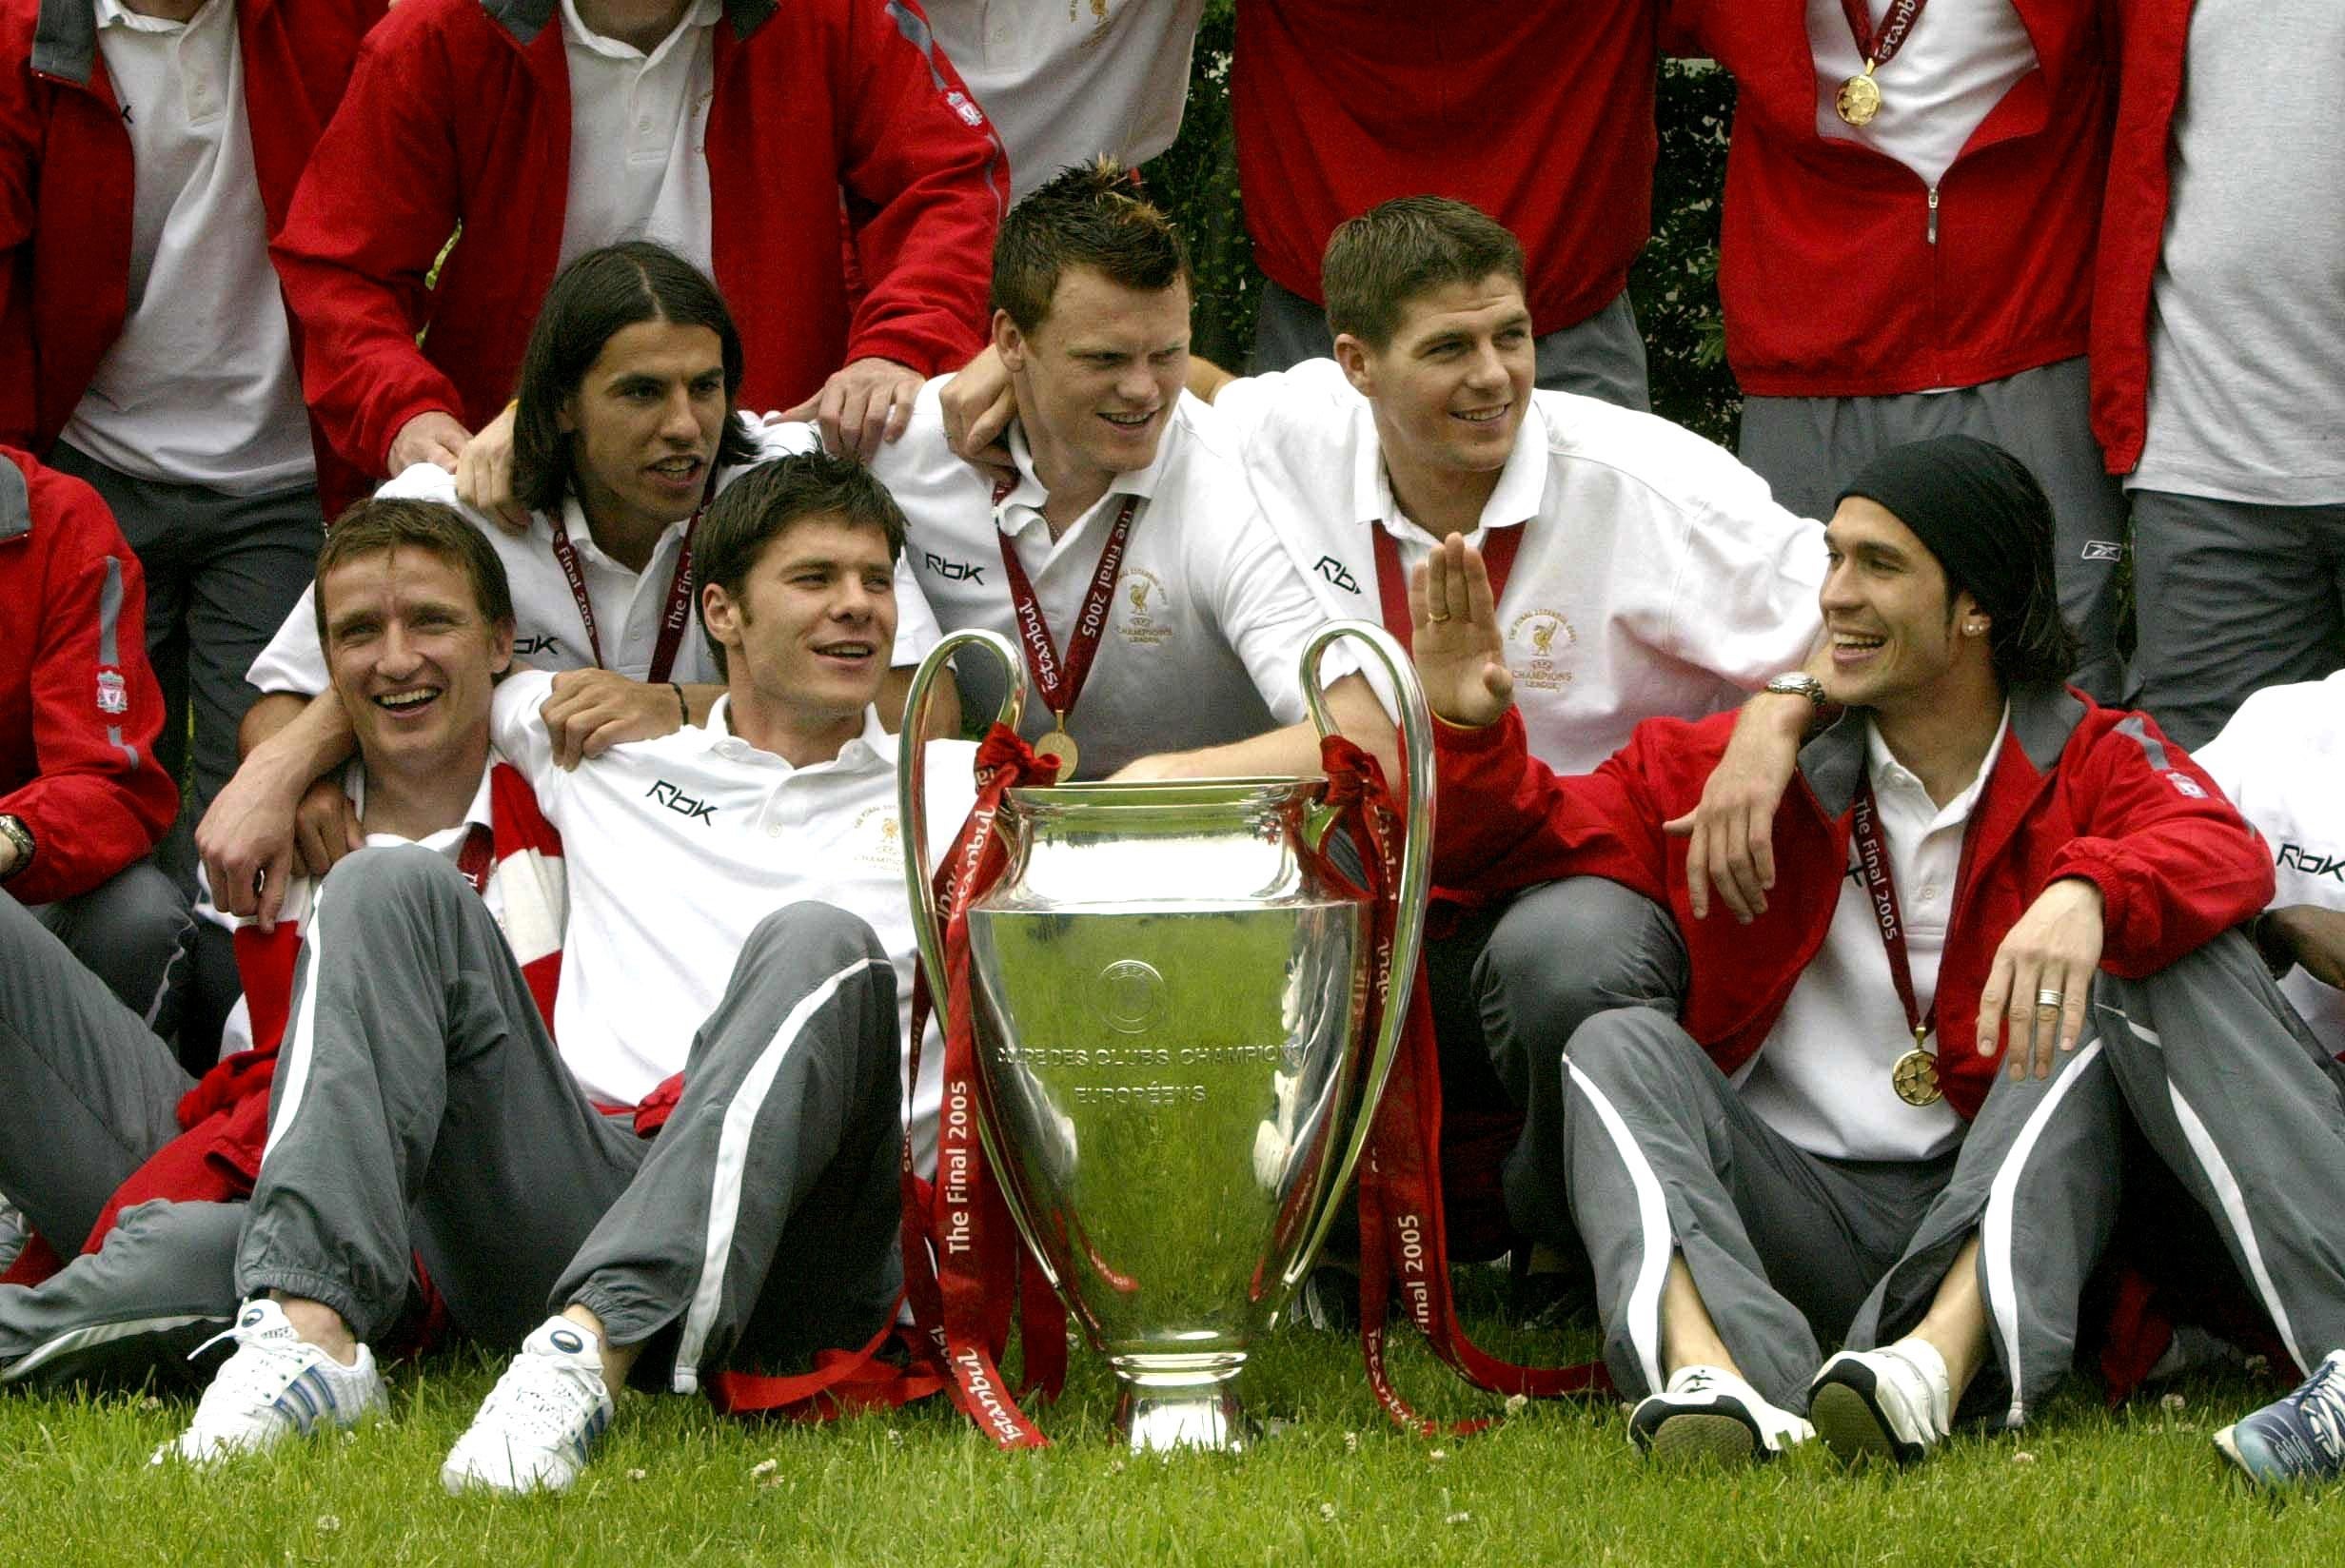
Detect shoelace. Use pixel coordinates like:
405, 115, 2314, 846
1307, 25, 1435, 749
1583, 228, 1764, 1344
477, 1351, 605, 1448
183, 1318, 328, 1430
2293, 1356, 2345, 1460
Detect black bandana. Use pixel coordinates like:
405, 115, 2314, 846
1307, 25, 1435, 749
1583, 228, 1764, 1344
1834, 435, 2053, 628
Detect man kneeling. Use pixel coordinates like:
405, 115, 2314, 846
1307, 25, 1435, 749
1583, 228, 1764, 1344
167, 453, 921, 1492
1418, 435, 2345, 1482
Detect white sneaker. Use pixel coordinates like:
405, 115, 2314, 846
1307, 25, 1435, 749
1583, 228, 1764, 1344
156, 1299, 384, 1465
441, 1317, 614, 1496
1628, 1363, 1815, 1464
1809, 1340, 1954, 1466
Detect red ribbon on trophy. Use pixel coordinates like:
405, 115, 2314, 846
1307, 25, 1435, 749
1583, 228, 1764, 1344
1307, 733, 1613, 1434
893, 723, 1070, 1446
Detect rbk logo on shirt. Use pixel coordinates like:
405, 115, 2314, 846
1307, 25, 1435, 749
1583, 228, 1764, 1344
513, 634, 562, 657
1313, 556, 1362, 595
923, 551, 988, 584
2279, 843, 2345, 882
645, 780, 717, 823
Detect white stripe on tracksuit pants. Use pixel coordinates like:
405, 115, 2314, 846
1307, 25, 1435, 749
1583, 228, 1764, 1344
1554, 928, 2345, 1421
234, 846, 903, 1386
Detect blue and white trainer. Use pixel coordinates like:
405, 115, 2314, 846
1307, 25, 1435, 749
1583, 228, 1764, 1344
157, 1299, 385, 1464
441, 1316, 614, 1495
2216, 1349, 2345, 1488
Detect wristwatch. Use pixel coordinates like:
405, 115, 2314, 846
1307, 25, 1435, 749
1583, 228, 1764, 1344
0, 813, 32, 882
1763, 673, 1830, 709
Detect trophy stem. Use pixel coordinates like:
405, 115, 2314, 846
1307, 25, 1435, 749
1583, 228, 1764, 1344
1109, 1353, 1251, 1454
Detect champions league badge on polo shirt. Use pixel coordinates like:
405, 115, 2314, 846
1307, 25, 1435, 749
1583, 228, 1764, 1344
851, 805, 901, 870
96, 670, 128, 715
1505, 610, 1577, 693
1117, 569, 1173, 648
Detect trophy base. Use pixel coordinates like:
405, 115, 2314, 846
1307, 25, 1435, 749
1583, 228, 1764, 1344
1113, 1381, 1251, 1454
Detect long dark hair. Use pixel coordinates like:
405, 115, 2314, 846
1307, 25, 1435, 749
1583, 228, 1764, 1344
510, 243, 759, 516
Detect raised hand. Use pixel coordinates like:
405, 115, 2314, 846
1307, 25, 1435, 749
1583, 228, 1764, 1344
1408, 533, 1512, 729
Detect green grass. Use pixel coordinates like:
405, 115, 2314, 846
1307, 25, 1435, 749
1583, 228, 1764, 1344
6, 1301, 2344, 1566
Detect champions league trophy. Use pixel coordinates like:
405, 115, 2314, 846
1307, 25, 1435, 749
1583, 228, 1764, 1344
899, 620, 1434, 1452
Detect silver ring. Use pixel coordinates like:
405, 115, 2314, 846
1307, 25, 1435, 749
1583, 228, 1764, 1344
2035, 988, 2065, 1009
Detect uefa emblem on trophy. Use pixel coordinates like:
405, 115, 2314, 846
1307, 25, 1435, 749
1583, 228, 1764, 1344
899, 620, 1435, 1452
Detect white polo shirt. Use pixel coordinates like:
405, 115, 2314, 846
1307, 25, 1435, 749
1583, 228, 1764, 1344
1808, 0, 2038, 191
2197, 671, 2345, 1057
246, 421, 942, 695
491, 672, 974, 1162
925, 0, 1206, 201
555, 0, 719, 271
1213, 360, 1824, 774
1733, 713, 2007, 1162
866, 380, 1345, 777
59, 0, 313, 495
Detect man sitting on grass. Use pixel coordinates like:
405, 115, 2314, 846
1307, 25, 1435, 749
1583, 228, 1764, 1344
165, 452, 943, 1496
1412, 434, 2345, 1486
3, 499, 555, 1386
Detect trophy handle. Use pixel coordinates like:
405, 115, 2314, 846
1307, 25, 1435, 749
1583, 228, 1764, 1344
1291, 618, 1436, 1281
897, 628, 1027, 1009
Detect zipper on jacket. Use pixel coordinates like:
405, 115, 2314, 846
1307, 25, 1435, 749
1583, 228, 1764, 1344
1927, 186, 1940, 245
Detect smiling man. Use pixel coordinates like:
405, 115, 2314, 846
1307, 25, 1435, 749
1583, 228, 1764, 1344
869, 158, 1388, 781
1417, 434, 2345, 1486
3, 497, 563, 1392
204, 244, 942, 940
166, 452, 954, 1495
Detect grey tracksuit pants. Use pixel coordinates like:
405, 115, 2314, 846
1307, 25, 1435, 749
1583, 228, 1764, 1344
234, 846, 903, 1393
1559, 929, 2345, 1423
0, 890, 237, 1388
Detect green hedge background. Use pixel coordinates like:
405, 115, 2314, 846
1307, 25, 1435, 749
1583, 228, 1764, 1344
1145, 5, 1743, 446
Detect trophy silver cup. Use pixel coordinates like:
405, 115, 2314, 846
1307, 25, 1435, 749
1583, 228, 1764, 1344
899, 620, 1434, 1452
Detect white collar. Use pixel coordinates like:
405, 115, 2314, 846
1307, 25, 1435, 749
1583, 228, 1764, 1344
1354, 398, 1550, 545
994, 405, 1179, 538
345, 754, 498, 842
94, 0, 222, 35
558, 0, 722, 64
697, 699, 893, 775
1863, 703, 2012, 830
544, 493, 690, 574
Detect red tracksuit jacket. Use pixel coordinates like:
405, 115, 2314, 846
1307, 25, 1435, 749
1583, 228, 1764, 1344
1430, 681, 2272, 1120
0, 0, 383, 507
272, 0, 1008, 499
0, 444, 176, 906
1663, 0, 2118, 399
2087, 0, 2193, 477
1232, 0, 1658, 338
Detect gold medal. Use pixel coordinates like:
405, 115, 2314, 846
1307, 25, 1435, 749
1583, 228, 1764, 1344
1891, 1034, 1941, 1107
1837, 69, 1883, 127
1034, 718, 1079, 781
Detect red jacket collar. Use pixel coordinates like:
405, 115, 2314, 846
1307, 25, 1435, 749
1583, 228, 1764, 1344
1796, 681, 2083, 835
